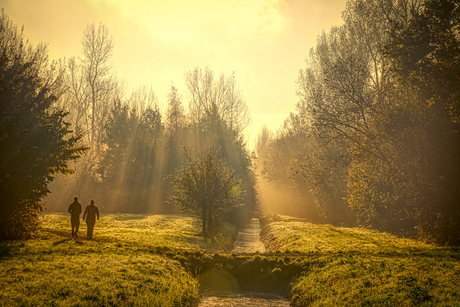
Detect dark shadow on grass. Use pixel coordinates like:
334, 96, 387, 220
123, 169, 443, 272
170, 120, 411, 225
52, 238, 72, 246
0, 241, 28, 260
0, 243, 12, 260
43, 229, 110, 243
44, 229, 72, 238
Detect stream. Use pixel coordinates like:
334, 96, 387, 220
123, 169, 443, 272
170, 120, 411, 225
198, 218, 290, 307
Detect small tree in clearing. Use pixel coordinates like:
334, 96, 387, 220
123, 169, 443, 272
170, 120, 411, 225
169, 148, 243, 236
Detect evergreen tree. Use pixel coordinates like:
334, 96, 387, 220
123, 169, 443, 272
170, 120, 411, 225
0, 11, 87, 239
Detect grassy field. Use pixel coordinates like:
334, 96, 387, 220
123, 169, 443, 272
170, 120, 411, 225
1, 212, 459, 306
41, 213, 235, 251
0, 213, 236, 307
260, 214, 460, 307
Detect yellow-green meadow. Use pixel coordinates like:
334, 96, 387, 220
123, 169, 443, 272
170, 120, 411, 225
1, 213, 459, 306
0, 213, 235, 307
261, 214, 460, 306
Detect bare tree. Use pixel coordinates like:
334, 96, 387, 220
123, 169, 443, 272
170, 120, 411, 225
60, 57, 90, 137
80, 23, 118, 151
185, 67, 251, 135
127, 85, 158, 115
255, 125, 273, 159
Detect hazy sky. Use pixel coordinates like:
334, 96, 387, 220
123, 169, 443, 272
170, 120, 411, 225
0, 0, 345, 147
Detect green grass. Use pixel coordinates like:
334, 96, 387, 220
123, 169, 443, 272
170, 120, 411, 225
290, 255, 460, 306
260, 214, 450, 256
41, 213, 235, 251
260, 214, 460, 306
0, 212, 236, 307
2, 212, 460, 306
0, 250, 199, 307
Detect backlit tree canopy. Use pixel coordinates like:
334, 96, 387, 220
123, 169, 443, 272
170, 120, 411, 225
169, 148, 243, 236
0, 11, 88, 239
259, 0, 460, 244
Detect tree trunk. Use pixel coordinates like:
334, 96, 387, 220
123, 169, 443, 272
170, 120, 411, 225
208, 209, 212, 234
202, 208, 208, 237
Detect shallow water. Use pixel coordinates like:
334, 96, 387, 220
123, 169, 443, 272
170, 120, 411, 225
199, 291, 290, 307
198, 219, 290, 306
232, 218, 265, 253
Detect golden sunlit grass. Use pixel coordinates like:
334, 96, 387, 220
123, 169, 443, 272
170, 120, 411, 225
2, 212, 459, 306
291, 255, 460, 306
261, 214, 446, 256
0, 212, 236, 307
261, 214, 460, 307
0, 250, 199, 307
41, 213, 235, 251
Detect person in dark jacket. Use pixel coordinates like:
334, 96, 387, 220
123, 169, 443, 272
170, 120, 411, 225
68, 196, 82, 239
83, 199, 99, 240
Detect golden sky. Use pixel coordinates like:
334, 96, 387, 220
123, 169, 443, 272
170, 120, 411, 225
0, 0, 345, 146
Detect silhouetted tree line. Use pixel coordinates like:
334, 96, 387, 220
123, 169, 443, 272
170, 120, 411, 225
0, 12, 257, 239
46, 28, 258, 224
258, 0, 460, 244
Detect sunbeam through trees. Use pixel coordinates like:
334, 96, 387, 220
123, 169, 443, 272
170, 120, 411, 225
1, 0, 459, 246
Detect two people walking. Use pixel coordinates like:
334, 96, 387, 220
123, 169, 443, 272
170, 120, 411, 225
68, 196, 100, 240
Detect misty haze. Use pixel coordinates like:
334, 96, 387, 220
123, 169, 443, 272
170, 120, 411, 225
1, 0, 459, 306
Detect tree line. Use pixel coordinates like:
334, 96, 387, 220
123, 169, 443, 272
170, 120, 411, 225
0, 12, 257, 239
47, 25, 258, 225
2, 0, 459, 244
257, 0, 460, 245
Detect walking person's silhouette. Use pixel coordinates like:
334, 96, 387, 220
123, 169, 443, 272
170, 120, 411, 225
83, 199, 99, 240
68, 196, 82, 239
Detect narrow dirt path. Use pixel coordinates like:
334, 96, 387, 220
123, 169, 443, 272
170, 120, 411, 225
199, 218, 290, 307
